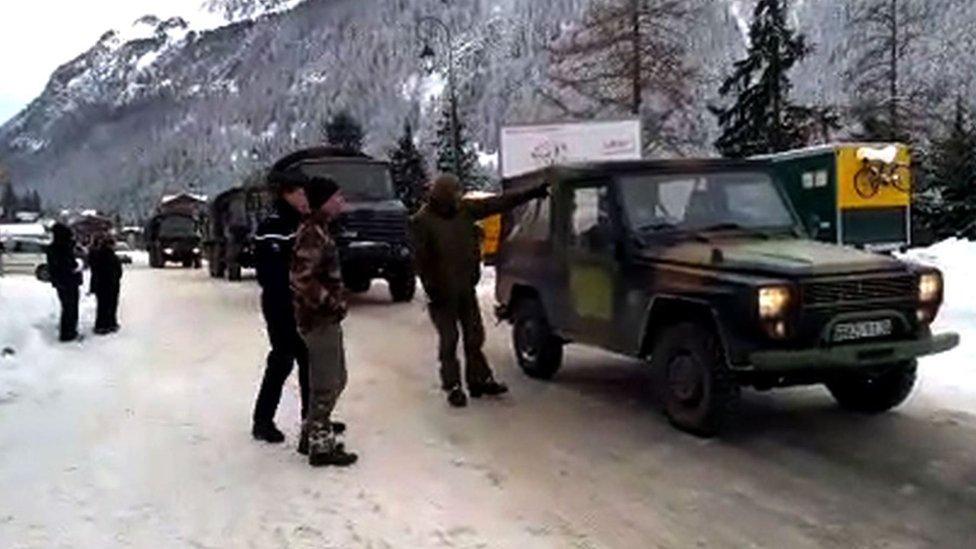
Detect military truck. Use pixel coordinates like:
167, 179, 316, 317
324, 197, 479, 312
271, 147, 416, 302
205, 185, 271, 281
758, 143, 913, 252
494, 159, 959, 436
146, 212, 203, 269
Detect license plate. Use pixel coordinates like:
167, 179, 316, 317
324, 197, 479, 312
832, 319, 893, 342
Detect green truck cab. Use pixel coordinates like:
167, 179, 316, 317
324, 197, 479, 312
494, 159, 958, 436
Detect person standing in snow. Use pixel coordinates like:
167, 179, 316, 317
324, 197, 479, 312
290, 177, 357, 467
46, 223, 83, 342
409, 174, 548, 408
87, 234, 123, 335
252, 170, 343, 446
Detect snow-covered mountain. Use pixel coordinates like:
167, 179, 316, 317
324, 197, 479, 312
1, 0, 971, 216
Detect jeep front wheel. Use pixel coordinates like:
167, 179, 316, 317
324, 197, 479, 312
826, 361, 917, 414
652, 322, 738, 437
513, 298, 563, 380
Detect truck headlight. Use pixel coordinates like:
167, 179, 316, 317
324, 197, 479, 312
193, 247, 201, 254
919, 273, 941, 303
164, 247, 174, 255
758, 286, 791, 319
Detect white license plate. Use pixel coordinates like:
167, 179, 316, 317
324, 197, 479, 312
832, 319, 894, 342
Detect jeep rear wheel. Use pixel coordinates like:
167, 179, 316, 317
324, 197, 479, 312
826, 361, 917, 414
513, 298, 563, 380
652, 322, 738, 437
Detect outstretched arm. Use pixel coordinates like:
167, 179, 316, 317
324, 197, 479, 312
462, 183, 549, 220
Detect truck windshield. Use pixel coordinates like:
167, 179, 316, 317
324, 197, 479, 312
301, 162, 395, 201
617, 172, 795, 235
158, 216, 197, 238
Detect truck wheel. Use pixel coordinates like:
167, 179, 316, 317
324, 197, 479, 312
389, 275, 416, 303
35, 264, 50, 282
513, 298, 563, 380
193, 258, 202, 269
149, 251, 163, 269
346, 278, 371, 294
652, 322, 738, 437
826, 362, 917, 414
227, 262, 242, 282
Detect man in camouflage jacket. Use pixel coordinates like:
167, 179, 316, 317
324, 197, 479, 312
290, 176, 357, 467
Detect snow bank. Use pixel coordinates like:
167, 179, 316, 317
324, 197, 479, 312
0, 275, 95, 405
903, 239, 976, 409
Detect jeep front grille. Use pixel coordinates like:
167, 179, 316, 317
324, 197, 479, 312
802, 275, 916, 307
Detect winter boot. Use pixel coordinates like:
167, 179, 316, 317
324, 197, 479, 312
252, 422, 286, 443
298, 421, 347, 455
469, 379, 509, 398
447, 386, 468, 408
309, 443, 358, 467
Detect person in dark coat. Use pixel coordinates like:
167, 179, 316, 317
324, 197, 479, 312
410, 174, 548, 407
251, 169, 316, 445
46, 223, 83, 342
88, 234, 123, 335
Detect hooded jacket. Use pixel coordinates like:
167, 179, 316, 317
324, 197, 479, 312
409, 184, 546, 302
46, 225, 82, 289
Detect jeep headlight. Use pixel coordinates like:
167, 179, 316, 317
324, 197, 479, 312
758, 286, 791, 319
919, 273, 941, 303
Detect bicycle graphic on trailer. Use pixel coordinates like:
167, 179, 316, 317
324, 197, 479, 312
853, 146, 912, 199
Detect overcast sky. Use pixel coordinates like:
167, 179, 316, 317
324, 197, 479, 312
0, 0, 220, 124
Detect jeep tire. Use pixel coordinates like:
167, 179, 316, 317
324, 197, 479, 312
346, 277, 371, 294
826, 361, 917, 414
652, 322, 738, 437
388, 274, 416, 303
513, 297, 563, 380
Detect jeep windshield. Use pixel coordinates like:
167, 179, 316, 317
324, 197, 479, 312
617, 172, 796, 238
301, 162, 395, 201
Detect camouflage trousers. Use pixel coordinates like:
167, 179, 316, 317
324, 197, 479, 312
300, 322, 347, 455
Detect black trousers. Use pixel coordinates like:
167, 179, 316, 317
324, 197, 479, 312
253, 298, 310, 424
94, 286, 120, 330
56, 285, 80, 341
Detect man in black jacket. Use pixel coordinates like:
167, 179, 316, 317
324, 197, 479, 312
46, 223, 83, 342
251, 170, 313, 443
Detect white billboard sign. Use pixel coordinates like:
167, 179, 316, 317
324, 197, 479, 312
499, 119, 642, 178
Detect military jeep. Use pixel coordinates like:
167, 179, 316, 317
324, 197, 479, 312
494, 159, 959, 436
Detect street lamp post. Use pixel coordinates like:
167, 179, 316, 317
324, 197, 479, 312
417, 15, 462, 178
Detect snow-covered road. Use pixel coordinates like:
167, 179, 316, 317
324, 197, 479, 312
1, 252, 975, 548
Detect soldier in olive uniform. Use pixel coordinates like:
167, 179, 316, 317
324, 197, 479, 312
410, 174, 548, 407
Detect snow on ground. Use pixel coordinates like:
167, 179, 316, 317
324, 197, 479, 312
1, 245, 976, 547
902, 238, 976, 413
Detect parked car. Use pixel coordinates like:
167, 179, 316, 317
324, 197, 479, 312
494, 159, 959, 436
1, 236, 51, 279
115, 241, 135, 265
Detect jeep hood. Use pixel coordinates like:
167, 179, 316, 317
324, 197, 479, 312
638, 237, 905, 277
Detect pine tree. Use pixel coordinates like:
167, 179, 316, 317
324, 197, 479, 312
925, 97, 976, 239
711, 0, 823, 158
543, 0, 694, 152
433, 101, 485, 191
846, 0, 928, 143
1, 181, 16, 221
388, 122, 428, 213
324, 110, 365, 153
